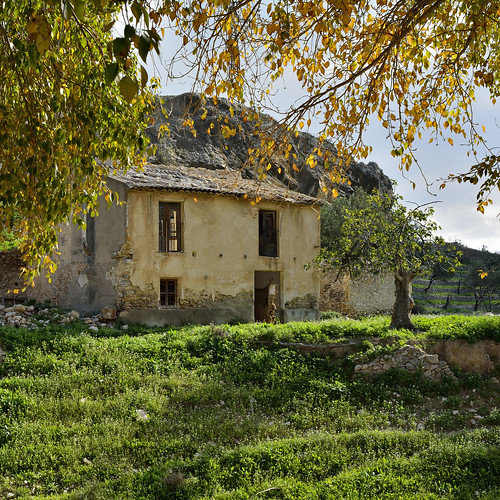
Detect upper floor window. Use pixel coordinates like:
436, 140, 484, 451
259, 210, 278, 257
159, 202, 182, 252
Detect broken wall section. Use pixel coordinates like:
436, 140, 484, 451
320, 271, 394, 317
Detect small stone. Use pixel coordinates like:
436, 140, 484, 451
136, 409, 149, 421
69, 310, 80, 320
121, 324, 129, 330
99, 307, 116, 321
88, 325, 99, 333
425, 354, 439, 365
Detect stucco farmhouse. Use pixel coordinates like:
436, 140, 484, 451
29, 165, 321, 326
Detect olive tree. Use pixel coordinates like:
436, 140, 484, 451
318, 189, 460, 329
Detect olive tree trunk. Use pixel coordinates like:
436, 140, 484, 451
390, 269, 417, 330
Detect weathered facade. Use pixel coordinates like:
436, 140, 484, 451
29, 165, 321, 325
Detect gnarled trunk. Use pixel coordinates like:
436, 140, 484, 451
390, 269, 417, 330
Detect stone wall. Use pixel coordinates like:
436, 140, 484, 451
282, 338, 500, 376
0, 250, 27, 304
320, 271, 394, 316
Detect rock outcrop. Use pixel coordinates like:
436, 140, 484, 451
145, 93, 393, 198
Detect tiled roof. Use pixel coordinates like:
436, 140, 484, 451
109, 164, 320, 205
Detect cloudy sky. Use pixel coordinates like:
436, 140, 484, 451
149, 44, 500, 253
362, 96, 500, 253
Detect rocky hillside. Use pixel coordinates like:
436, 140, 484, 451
145, 93, 393, 198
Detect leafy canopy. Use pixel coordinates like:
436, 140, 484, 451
318, 189, 457, 279
2, 0, 500, 283
0, 0, 162, 283
160, 0, 500, 207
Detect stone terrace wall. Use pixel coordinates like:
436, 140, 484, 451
320, 271, 394, 316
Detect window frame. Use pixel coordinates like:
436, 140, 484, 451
159, 202, 182, 253
160, 279, 178, 308
258, 209, 278, 257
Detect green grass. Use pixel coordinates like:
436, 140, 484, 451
0, 316, 500, 498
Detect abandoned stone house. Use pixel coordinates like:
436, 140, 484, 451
26, 165, 321, 325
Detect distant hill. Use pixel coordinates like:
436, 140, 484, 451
413, 243, 500, 314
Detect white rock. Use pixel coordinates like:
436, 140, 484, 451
136, 409, 149, 421
425, 354, 439, 365
88, 325, 99, 333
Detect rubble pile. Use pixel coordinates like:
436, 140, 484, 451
0, 304, 125, 330
354, 345, 457, 381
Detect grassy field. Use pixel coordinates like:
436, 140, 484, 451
0, 315, 500, 499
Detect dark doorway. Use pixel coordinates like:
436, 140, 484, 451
254, 271, 280, 322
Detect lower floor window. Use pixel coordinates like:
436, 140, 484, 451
160, 279, 177, 307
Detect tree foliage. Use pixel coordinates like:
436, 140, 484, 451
161, 0, 500, 207
462, 249, 500, 311
0, 0, 161, 284
318, 189, 460, 328
2, 0, 500, 284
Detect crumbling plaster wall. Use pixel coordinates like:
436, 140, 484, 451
118, 189, 320, 325
27, 179, 128, 314
320, 271, 394, 316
